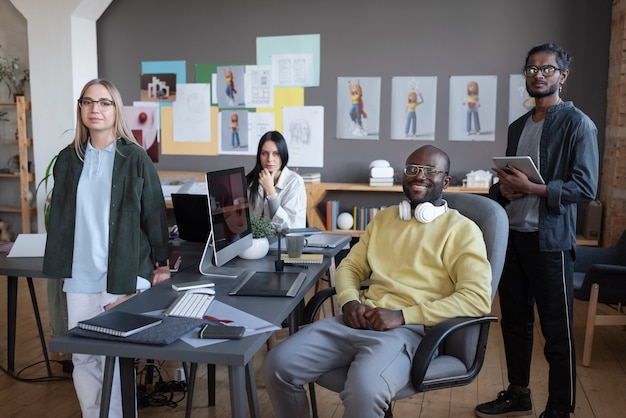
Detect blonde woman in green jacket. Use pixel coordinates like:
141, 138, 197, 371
43, 79, 170, 418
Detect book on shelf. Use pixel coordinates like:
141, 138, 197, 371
325, 200, 340, 230
280, 253, 324, 264
77, 311, 163, 338
369, 177, 394, 186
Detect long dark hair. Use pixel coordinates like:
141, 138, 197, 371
246, 131, 289, 208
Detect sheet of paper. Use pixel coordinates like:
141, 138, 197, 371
7, 233, 47, 257
152, 300, 280, 348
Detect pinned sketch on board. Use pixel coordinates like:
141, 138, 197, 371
336, 77, 381, 140
173, 83, 212, 142
256, 34, 320, 88
219, 110, 250, 154
448, 75, 497, 142
509, 74, 535, 124
244, 65, 273, 108
124, 104, 159, 162
282, 106, 324, 167
217, 65, 246, 108
247, 112, 275, 153
390, 76, 437, 140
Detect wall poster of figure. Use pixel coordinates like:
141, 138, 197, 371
448, 75, 497, 142
390, 76, 437, 140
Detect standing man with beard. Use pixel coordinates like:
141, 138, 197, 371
263, 145, 493, 418
475, 44, 598, 418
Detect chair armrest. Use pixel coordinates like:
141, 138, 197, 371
301, 287, 337, 325
410, 315, 497, 392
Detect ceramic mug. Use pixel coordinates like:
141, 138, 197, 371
286, 234, 308, 258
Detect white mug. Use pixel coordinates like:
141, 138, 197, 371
286, 234, 308, 258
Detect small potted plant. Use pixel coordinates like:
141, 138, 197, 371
0, 44, 29, 99
239, 214, 275, 259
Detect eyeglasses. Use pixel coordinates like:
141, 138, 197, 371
403, 165, 447, 177
78, 99, 115, 108
523, 65, 561, 77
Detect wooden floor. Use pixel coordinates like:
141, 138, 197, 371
1, 277, 625, 418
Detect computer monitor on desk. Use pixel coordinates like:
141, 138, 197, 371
199, 167, 253, 277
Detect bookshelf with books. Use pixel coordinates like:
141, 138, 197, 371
305, 182, 489, 237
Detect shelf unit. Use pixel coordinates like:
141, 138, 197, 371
0, 96, 35, 233
304, 182, 489, 236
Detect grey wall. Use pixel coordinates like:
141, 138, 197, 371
97, 0, 611, 183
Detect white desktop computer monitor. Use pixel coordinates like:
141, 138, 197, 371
199, 167, 253, 277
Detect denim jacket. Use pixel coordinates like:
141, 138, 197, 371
490, 101, 599, 252
43, 138, 170, 294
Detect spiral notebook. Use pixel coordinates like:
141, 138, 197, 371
280, 253, 324, 264
77, 311, 163, 337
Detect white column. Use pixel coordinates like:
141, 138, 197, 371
10, 0, 113, 232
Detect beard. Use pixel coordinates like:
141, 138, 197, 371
402, 180, 444, 208
527, 80, 559, 99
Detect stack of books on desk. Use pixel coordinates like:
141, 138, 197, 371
301, 173, 321, 183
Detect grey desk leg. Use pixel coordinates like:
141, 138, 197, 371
100, 356, 115, 418
119, 357, 136, 418
27, 277, 52, 376
7, 276, 17, 372
185, 363, 198, 418
228, 365, 250, 418
100, 357, 135, 418
245, 362, 260, 418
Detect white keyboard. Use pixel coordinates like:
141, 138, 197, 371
164, 292, 214, 319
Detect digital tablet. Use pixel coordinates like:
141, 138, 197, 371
492, 156, 545, 184
229, 271, 306, 297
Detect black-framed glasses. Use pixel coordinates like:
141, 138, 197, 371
403, 165, 447, 177
78, 98, 116, 108
523, 65, 561, 77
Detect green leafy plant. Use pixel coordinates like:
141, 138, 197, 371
34, 154, 58, 231
250, 214, 275, 239
0, 44, 29, 98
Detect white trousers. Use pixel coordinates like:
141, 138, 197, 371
66, 278, 149, 418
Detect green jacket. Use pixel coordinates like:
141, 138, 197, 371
43, 138, 170, 294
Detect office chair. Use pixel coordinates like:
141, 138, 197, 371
573, 230, 626, 366
300, 192, 509, 418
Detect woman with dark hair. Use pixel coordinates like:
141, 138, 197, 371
246, 130, 306, 230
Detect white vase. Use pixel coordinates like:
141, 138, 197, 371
239, 237, 270, 260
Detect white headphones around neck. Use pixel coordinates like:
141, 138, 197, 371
399, 200, 448, 223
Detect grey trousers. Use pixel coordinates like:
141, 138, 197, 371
262, 315, 425, 418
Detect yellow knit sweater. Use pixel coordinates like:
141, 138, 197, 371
335, 205, 492, 327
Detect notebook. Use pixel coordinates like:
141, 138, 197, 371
70, 315, 202, 345
171, 193, 211, 243
229, 271, 307, 297
280, 253, 324, 264
77, 311, 162, 337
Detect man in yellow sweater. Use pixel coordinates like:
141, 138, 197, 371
262, 145, 492, 418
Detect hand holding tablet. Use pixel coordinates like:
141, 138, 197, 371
492, 156, 545, 184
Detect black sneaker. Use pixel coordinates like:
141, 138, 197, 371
475, 386, 533, 417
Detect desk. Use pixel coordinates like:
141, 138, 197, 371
0, 253, 57, 375
48, 246, 331, 418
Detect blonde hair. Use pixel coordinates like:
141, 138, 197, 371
71, 78, 139, 160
